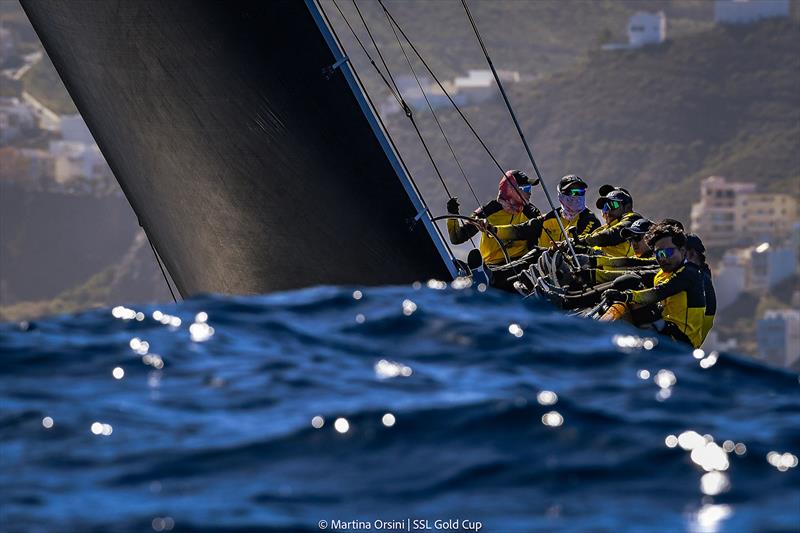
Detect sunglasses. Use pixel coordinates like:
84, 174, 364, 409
654, 247, 676, 260
520, 184, 533, 194
602, 200, 622, 212
563, 188, 586, 197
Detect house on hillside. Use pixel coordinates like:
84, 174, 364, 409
714, 0, 789, 25
602, 11, 666, 50
628, 11, 667, 47
454, 70, 520, 105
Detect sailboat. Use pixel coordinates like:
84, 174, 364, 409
22, 0, 468, 298
21, 0, 624, 311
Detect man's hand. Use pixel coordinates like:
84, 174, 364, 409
522, 203, 541, 219
602, 289, 631, 303
468, 218, 494, 235
447, 197, 460, 215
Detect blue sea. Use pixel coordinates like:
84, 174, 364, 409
1, 283, 799, 532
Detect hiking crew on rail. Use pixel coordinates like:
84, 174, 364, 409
445, 174, 715, 349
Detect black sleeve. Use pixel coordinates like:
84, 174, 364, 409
585, 216, 634, 247
447, 219, 479, 244
578, 211, 602, 238
494, 214, 545, 241
522, 203, 540, 219
447, 201, 499, 244
631, 267, 694, 305
476, 200, 503, 219
704, 269, 717, 315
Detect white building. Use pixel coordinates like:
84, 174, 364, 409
385, 70, 520, 114
757, 309, 800, 368
59, 114, 96, 144
749, 241, 797, 292
691, 176, 798, 248
0, 97, 35, 144
628, 11, 667, 47
715, 249, 749, 310
392, 75, 462, 112
454, 70, 519, 105
49, 140, 110, 184
714, 0, 790, 25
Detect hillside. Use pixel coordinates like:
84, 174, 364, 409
332, 0, 715, 80
376, 19, 800, 226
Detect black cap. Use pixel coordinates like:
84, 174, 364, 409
686, 234, 706, 254
508, 169, 538, 187
558, 174, 588, 193
595, 185, 633, 209
620, 218, 653, 240
661, 218, 685, 231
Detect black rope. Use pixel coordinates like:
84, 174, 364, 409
379, 4, 481, 207
430, 215, 511, 264
331, 0, 452, 199
330, 0, 403, 107
460, 0, 579, 268
378, 0, 504, 174
377, 0, 551, 246
320, 0, 459, 261
351, 0, 401, 100
353, 0, 478, 247
145, 231, 177, 303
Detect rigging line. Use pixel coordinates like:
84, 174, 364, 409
377, 0, 545, 252
350, 0, 401, 99
459, 0, 580, 268
350, 0, 478, 249
331, 0, 452, 198
146, 234, 177, 303
380, 3, 481, 208
378, 6, 478, 248
378, 0, 503, 175
330, 0, 403, 107
378, 0, 556, 258
317, 0, 459, 262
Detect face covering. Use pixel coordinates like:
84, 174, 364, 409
558, 192, 585, 220
497, 171, 530, 214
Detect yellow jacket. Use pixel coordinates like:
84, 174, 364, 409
630, 262, 707, 348
584, 212, 642, 257
447, 200, 533, 265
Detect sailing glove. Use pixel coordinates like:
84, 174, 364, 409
603, 289, 631, 303
522, 203, 541, 219
447, 197, 460, 214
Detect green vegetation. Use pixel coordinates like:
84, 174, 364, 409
336, 0, 713, 80
381, 19, 800, 226
0, 267, 114, 321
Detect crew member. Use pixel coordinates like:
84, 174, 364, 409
686, 234, 716, 344
446, 170, 537, 266
576, 185, 642, 257
487, 174, 600, 248
603, 222, 706, 348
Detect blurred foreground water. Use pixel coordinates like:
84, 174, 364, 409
1, 283, 798, 532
